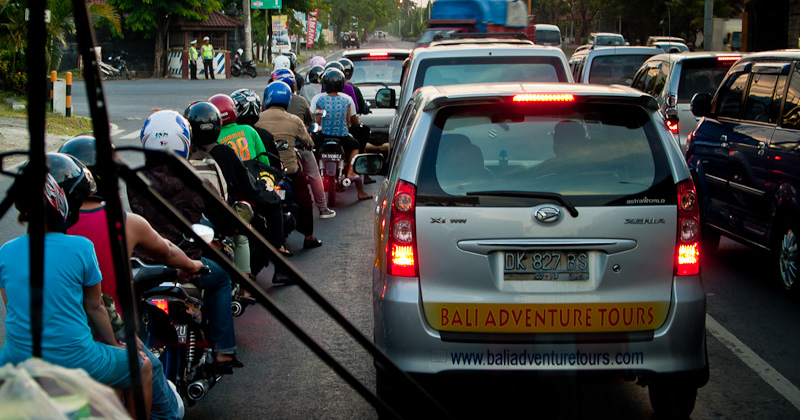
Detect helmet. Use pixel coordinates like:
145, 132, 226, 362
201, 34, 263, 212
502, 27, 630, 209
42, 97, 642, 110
230, 89, 262, 125
264, 81, 293, 109
321, 68, 346, 93
140, 110, 192, 157
208, 94, 238, 126
14, 170, 71, 230
237, 48, 243, 55
184, 102, 222, 146
307, 65, 325, 83
324, 61, 344, 72
47, 152, 97, 219
309, 56, 326, 68
270, 68, 296, 91
338, 58, 354, 80
273, 55, 291, 70
281, 52, 297, 70
203, 36, 210, 41
58, 135, 106, 176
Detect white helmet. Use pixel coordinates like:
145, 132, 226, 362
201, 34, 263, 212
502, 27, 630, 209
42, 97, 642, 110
203, 36, 210, 41
140, 110, 192, 158
237, 48, 243, 55
273, 55, 291, 70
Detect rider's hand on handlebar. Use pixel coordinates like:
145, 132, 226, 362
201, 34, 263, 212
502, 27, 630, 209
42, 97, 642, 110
178, 260, 208, 281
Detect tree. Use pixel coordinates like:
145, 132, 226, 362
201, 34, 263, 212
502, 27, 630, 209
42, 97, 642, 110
109, 0, 223, 77
44, 0, 122, 72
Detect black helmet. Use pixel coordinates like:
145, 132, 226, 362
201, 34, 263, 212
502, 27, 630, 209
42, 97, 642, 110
231, 89, 262, 125
58, 135, 104, 176
185, 101, 222, 146
47, 152, 97, 220
15, 158, 80, 231
321, 68, 346, 93
324, 61, 344, 72
307, 65, 325, 84
338, 58, 354, 80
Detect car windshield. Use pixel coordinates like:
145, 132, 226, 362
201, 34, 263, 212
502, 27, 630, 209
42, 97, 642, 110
416, 56, 569, 90
416, 102, 673, 206
588, 55, 655, 85
595, 35, 625, 46
350, 59, 404, 84
677, 58, 737, 101
535, 30, 561, 45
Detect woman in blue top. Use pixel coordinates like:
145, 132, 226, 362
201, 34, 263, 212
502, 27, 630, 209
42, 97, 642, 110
0, 173, 160, 418
309, 68, 372, 200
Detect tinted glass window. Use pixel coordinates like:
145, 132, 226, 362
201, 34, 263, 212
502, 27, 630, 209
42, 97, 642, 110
350, 58, 405, 84
588, 55, 655, 85
535, 30, 561, 45
416, 102, 674, 207
415, 56, 569, 91
677, 58, 737, 102
743, 73, 780, 123
715, 64, 750, 118
782, 64, 800, 130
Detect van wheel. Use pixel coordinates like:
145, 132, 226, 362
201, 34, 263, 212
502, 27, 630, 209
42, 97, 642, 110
775, 218, 799, 293
648, 376, 697, 418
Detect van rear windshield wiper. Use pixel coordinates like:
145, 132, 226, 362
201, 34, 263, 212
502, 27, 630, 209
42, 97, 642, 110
466, 190, 579, 217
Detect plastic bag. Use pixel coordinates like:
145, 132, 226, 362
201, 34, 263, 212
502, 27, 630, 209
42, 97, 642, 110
0, 358, 132, 420
0, 363, 68, 419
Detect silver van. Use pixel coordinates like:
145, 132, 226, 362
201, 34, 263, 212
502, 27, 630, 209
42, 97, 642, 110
362, 82, 709, 419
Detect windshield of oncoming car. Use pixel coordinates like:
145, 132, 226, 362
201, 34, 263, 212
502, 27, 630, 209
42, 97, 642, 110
416, 56, 569, 90
350, 59, 404, 84
416, 102, 674, 206
588, 55, 655, 85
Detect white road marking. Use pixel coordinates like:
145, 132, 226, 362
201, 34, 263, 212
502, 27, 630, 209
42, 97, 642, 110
707, 314, 800, 411
119, 130, 141, 140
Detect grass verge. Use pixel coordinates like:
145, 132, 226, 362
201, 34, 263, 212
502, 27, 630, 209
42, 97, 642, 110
0, 96, 93, 137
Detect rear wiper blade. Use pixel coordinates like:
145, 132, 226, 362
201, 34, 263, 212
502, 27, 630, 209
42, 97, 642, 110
466, 190, 579, 217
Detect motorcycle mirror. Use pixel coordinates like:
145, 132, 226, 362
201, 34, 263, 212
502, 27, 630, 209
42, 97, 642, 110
314, 109, 327, 118
308, 122, 321, 134
191, 224, 215, 244
233, 201, 254, 223
275, 139, 290, 151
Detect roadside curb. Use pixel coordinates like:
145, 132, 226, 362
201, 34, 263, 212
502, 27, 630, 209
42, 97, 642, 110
2, 97, 25, 111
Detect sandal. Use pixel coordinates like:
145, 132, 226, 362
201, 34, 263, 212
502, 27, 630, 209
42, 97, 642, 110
214, 356, 244, 374
278, 247, 293, 257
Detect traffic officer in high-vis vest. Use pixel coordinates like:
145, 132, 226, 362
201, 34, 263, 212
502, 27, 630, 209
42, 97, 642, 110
189, 40, 199, 80
202, 36, 215, 80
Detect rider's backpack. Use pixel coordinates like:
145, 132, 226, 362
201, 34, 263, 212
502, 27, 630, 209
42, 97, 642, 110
188, 147, 228, 202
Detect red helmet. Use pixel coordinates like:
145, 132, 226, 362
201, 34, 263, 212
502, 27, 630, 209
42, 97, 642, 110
208, 94, 238, 126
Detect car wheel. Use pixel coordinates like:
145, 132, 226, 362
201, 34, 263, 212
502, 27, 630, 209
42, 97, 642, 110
775, 218, 799, 293
648, 376, 697, 418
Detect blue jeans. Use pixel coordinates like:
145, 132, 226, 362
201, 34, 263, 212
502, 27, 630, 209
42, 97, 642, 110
104, 346, 181, 420
193, 258, 236, 354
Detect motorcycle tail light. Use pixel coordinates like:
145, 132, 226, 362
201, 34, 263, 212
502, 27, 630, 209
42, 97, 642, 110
151, 299, 170, 315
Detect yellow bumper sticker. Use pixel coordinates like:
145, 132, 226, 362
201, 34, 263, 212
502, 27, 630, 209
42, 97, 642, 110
424, 302, 670, 333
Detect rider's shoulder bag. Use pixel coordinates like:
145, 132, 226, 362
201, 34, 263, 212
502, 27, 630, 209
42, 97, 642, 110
189, 147, 229, 202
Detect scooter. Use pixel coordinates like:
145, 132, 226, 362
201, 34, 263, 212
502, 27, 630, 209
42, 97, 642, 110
230, 49, 257, 78
99, 51, 131, 80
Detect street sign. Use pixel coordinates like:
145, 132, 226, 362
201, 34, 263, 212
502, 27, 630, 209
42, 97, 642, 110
251, 0, 281, 9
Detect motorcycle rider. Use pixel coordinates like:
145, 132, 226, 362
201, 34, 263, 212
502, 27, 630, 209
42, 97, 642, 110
300, 65, 325, 104
338, 57, 375, 184
209, 94, 271, 167
268, 69, 336, 219
0, 171, 158, 419
256, 81, 323, 249
230, 89, 281, 172
128, 110, 242, 370
309, 68, 372, 200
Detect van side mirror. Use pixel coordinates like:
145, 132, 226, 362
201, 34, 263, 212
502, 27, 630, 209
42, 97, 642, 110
691, 93, 712, 117
352, 153, 385, 176
375, 88, 396, 109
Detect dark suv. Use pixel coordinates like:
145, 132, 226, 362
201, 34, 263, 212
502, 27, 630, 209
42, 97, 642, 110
688, 50, 800, 293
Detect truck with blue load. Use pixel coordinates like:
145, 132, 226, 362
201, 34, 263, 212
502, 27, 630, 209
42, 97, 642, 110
415, 0, 535, 48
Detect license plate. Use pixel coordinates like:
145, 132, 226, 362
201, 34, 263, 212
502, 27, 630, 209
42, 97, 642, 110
504, 251, 589, 281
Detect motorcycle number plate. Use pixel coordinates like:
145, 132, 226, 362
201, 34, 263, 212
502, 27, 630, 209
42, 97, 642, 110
176, 324, 187, 344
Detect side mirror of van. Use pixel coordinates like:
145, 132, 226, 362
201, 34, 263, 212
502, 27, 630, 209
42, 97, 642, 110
375, 88, 396, 109
352, 153, 387, 176
691, 93, 712, 117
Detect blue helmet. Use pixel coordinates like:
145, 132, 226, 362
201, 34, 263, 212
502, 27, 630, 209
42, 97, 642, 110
140, 110, 192, 158
269, 68, 296, 91
264, 81, 293, 110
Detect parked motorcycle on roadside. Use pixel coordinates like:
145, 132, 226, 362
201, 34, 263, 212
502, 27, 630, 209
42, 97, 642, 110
230, 49, 257, 78
99, 51, 131, 80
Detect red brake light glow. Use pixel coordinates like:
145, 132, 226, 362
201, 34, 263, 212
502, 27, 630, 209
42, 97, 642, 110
717, 56, 740, 62
667, 119, 679, 134
369, 52, 389, 57
675, 179, 700, 276
387, 181, 418, 277
151, 299, 169, 315
513, 93, 574, 102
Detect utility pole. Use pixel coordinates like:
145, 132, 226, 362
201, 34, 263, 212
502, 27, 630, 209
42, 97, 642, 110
704, 0, 713, 50
243, 0, 253, 61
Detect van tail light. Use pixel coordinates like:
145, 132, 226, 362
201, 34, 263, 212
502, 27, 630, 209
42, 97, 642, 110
666, 118, 679, 134
387, 180, 418, 277
675, 179, 700, 276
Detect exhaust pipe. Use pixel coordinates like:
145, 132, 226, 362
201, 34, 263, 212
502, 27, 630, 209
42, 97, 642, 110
341, 178, 352, 188
187, 379, 209, 401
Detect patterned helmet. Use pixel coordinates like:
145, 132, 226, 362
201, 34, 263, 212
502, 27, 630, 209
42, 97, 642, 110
140, 110, 192, 158
230, 89, 262, 124
270, 68, 296, 91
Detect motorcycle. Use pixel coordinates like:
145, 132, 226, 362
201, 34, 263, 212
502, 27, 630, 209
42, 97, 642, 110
316, 136, 349, 208
99, 51, 131, 80
230, 49, 257, 78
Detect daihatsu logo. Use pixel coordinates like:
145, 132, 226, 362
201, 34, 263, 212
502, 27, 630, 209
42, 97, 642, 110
534, 207, 561, 223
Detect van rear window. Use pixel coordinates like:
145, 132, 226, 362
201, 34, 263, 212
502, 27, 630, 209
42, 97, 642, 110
588, 55, 655, 85
414, 56, 569, 91
416, 103, 675, 207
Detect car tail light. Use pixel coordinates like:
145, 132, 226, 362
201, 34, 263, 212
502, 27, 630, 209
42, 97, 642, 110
666, 118, 679, 134
369, 52, 389, 57
387, 180, 418, 277
717, 56, 740, 63
675, 179, 700, 276
513, 93, 574, 102
150, 298, 170, 315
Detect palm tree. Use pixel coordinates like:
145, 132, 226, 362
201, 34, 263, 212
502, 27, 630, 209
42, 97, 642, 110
45, 0, 122, 72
